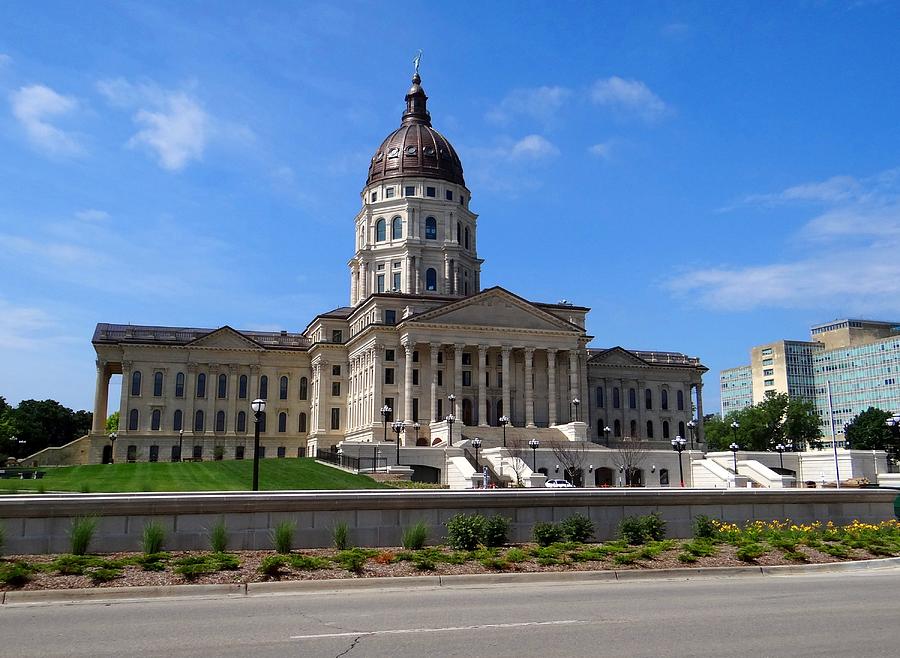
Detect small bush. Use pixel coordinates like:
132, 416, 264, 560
678, 552, 698, 563
213, 445, 225, 461
142, 521, 166, 555
683, 539, 718, 558
533, 522, 565, 547
483, 516, 511, 548
445, 513, 486, 550
209, 520, 228, 553
289, 554, 331, 570
0, 561, 33, 587
336, 548, 371, 573
619, 513, 667, 545
259, 555, 288, 578
88, 567, 122, 584
136, 553, 169, 571
69, 516, 98, 556
693, 515, 717, 540
271, 521, 295, 554
644, 512, 667, 542
411, 552, 437, 571
402, 522, 428, 550
481, 556, 508, 570
560, 514, 594, 543
613, 551, 639, 565
736, 542, 767, 562
819, 542, 852, 559
505, 548, 528, 563
174, 553, 239, 579
332, 521, 350, 551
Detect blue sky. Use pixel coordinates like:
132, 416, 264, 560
2, 1, 899, 416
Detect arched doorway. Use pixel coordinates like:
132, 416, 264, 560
462, 398, 473, 426
595, 467, 614, 487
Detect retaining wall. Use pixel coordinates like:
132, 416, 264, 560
0, 488, 895, 555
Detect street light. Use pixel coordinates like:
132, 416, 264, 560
178, 429, 184, 462
108, 432, 117, 464
471, 437, 482, 470
380, 405, 392, 443
499, 415, 509, 447
250, 398, 266, 491
392, 420, 405, 465
687, 420, 696, 451
529, 438, 540, 471
730, 420, 739, 445
775, 443, 786, 471
671, 435, 687, 487
604, 425, 611, 447
445, 413, 456, 446
729, 442, 740, 474
572, 398, 580, 422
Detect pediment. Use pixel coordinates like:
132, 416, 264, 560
409, 288, 581, 333
590, 347, 651, 367
187, 326, 263, 350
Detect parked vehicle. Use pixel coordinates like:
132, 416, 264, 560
545, 479, 575, 488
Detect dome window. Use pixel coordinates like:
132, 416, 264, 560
375, 152, 383, 162
426, 186, 436, 197
388, 147, 400, 158
424, 147, 435, 156
405, 146, 417, 156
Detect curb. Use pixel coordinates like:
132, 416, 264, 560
4, 557, 899, 605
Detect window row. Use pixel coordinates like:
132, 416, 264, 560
372, 216, 472, 249
598, 418, 688, 440
127, 408, 310, 433
595, 386, 686, 411
130, 371, 310, 401
370, 186, 465, 205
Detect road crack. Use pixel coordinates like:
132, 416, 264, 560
334, 634, 363, 658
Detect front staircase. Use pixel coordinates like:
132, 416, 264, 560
458, 425, 571, 448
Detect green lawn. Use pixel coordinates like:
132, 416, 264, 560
0, 459, 389, 493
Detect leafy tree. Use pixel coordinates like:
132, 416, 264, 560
702, 414, 733, 451
106, 411, 120, 433
5, 399, 93, 456
704, 392, 822, 452
845, 407, 899, 462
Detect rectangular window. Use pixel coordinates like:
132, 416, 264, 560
426, 186, 436, 197
332, 382, 341, 396
412, 369, 419, 385
412, 350, 419, 362
437, 351, 443, 364
385, 368, 394, 385
332, 329, 343, 343
485, 372, 490, 387
762, 348, 773, 356
377, 274, 385, 293
385, 349, 395, 361
377, 263, 385, 270
330, 408, 340, 430
445, 190, 453, 201
332, 365, 341, 376
437, 370, 443, 386
404, 185, 415, 196
412, 398, 419, 422
235, 446, 245, 460
384, 397, 394, 421
393, 272, 401, 290
437, 398, 443, 419
497, 372, 502, 387
392, 261, 401, 268
384, 309, 396, 324
277, 446, 286, 458
385, 187, 395, 198
462, 371, 472, 387
462, 352, 472, 366
762, 358, 774, 366
764, 379, 775, 386
763, 368, 774, 376
149, 445, 159, 462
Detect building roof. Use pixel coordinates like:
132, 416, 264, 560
366, 73, 465, 187
92, 323, 311, 350
588, 347, 705, 369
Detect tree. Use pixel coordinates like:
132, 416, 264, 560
845, 407, 899, 462
505, 438, 530, 487
550, 440, 589, 487
703, 414, 735, 451
705, 392, 822, 452
5, 399, 93, 455
106, 411, 120, 433
611, 436, 649, 486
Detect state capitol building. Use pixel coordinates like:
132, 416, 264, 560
85, 70, 708, 485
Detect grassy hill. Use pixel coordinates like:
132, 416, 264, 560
0, 459, 389, 493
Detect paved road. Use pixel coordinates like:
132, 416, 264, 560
2, 569, 899, 657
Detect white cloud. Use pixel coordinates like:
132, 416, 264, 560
9, 84, 83, 155
669, 168, 900, 313
509, 134, 559, 160
487, 86, 571, 125
0, 298, 57, 350
590, 76, 669, 121
588, 141, 614, 160
75, 209, 110, 222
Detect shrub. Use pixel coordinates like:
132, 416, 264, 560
69, 516, 98, 556
88, 567, 122, 584
271, 521, 295, 554
505, 548, 528, 563
619, 513, 667, 545
209, 520, 228, 553
736, 542, 767, 562
259, 555, 288, 578
142, 521, 166, 555
174, 553, 240, 579
644, 512, 667, 542
213, 445, 225, 461
402, 522, 428, 550
560, 514, 594, 543
332, 521, 350, 550
336, 548, 371, 573
683, 539, 718, 558
693, 515, 717, 540
483, 515, 510, 548
136, 553, 169, 571
613, 552, 639, 565
289, 554, 331, 570
411, 551, 437, 571
819, 542, 852, 559
533, 522, 565, 547
0, 561, 33, 587
445, 513, 486, 550
481, 556, 508, 570
678, 552, 699, 563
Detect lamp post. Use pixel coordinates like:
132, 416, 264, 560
392, 420, 405, 465
380, 405, 392, 443
572, 398, 580, 422
251, 398, 266, 491
471, 437, 482, 470
529, 438, 539, 471
108, 432, 117, 464
729, 442, 740, 474
604, 425, 611, 447
671, 435, 687, 487
178, 429, 184, 462
730, 420, 739, 445
775, 443, 786, 471
499, 415, 509, 448
445, 414, 455, 446
413, 422, 420, 446
687, 420, 696, 451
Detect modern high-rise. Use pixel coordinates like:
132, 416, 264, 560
720, 365, 753, 415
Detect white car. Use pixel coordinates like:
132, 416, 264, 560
545, 479, 575, 488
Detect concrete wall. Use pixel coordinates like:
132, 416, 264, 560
0, 488, 895, 555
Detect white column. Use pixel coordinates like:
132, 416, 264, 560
501, 346, 511, 426
477, 345, 487, 426
92, 360, 110, 433
186, 364, 198, 436
120, 361, 133, 435
524, 347, 535, 428
568, 351, 578, 421
227, 365, 238, 435
350, 263, 359, 305
444, 255, 452, 295
430, 343, 440, 422
580, 349, 589, 427
360, 262, 369, 299
547, 349, 557, 426
403, 341, 414, 431
373, 346, 383, 425
453, 343, 463, 399
695, 382, 705, 443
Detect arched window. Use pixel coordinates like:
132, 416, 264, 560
425, 268, 437, 291
645, 388, 652, 410
128, 408, 138, 430
661, 390, 669, 410
259, 375, 268, 399
628, 388, 636, 409
464, 226, 470, 249
299, 377, 308, 400
239, 375, 247, 399
280, 376, 288, 400
596, 386, 604, 408
613, 387, 620, 409
259, 412, 267, 433
630, 419, 637, 437
153, 372, 163, 397
391, 216, 402, 239
679, 421, 686, 438
216, 410, 226, 432
278, 412, 287, 433
194, 410, 204, 432
299, 412, 307, 433
614, 419, 621, 437
660, 469, 669, 486
151, 409, 161, 431
217, 373, 227, 398
237, 411, 246, 433
646, 420, 654, 438
425, 216, 437, 240
196, 373, 206, 398
131, 371, 142, 396
173, 409, 183, 432
375, 218, 386, 242
677, 389, 685, 411
597, 419, 605, 438
663, 420, 670, 439
175, 372, 185, 398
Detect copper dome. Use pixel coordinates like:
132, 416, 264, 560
366, 74, 465, 187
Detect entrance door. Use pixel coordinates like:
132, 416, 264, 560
101, 445, 112, 464
462, 398, 473, 426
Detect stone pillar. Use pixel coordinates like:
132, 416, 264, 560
444, 255, 452, 295
205, 365, 218, 435
547, 349, 557, 426
350, 263, 359, 305
373, 346, 383, 424
501, 346, 511, 426
185, 363, 198, 436
695, 382, 705, 443
92, 360, 110, 433
405, 257, 414, 295
453, 343, 463, 399
580, 350, 590, 428
360, 261, 369, 300
477, 345, 487, 426
403, 341, 414, 431
119, 360, 132, 435
430, 343, 440, 422
568, 351, 578, 421
454, 264, 461, 296
524, 347, 535, 427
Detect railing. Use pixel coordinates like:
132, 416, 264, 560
463, 448, 505, 487
315, 449, 388, 473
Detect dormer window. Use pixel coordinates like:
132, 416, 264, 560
426, 186, 436, 197
446, 190, 453, 201
371, 191, 378, 202
385, 187, 395, 198
404, 186, 415, 196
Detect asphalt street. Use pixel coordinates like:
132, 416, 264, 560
1, 569, 898, 657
